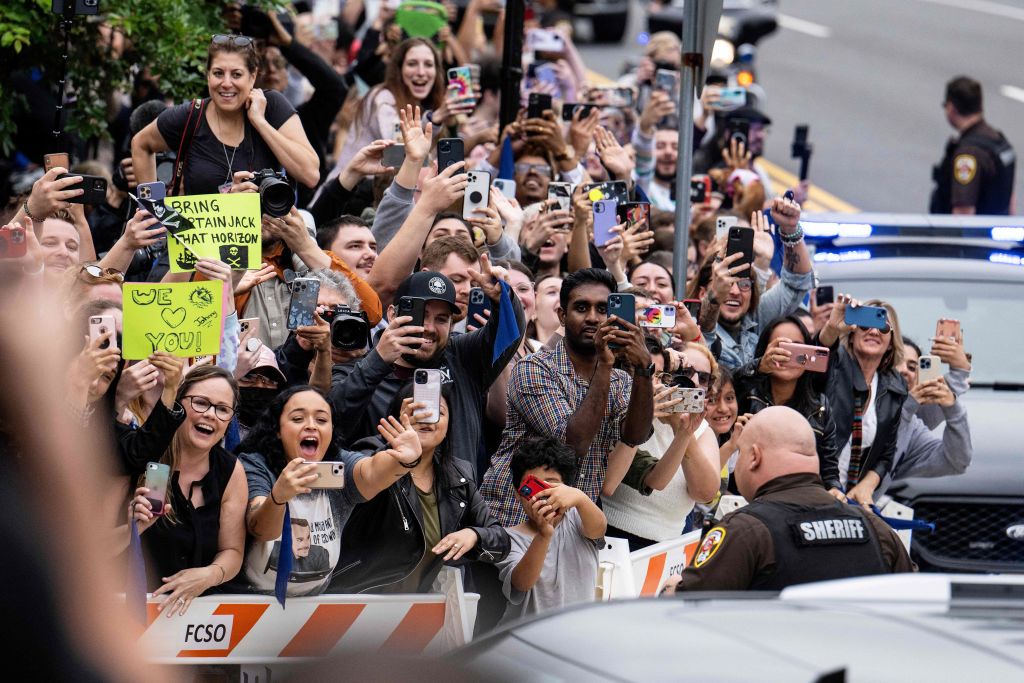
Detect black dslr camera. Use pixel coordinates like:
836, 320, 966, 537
321, 305, 370, 351
251, 169, 294, 217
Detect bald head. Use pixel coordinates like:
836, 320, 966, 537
735, 406, 820, 500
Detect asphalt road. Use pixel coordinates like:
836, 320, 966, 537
579, 0, 1024, 212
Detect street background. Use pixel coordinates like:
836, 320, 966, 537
579, 0, 1024, 212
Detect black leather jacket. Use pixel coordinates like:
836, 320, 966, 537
328, 437, 510, 594
733, 370, 841, 490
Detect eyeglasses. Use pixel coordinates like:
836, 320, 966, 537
79, 264, 124, 282
515, 162, 553, 178
211, 34, 255, 48
734, 279, 753, 292
182, 395, 235, 421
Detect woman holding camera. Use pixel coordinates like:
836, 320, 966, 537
234, 386, 423, 597
332, 384, 509, 593
132, 34, 319, 196
733, 315, 840, 491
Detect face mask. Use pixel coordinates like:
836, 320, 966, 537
237, 387, 280, 426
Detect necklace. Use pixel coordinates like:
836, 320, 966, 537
212, 108, 241, 185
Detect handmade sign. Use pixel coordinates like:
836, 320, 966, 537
164, 193, 261, 272
123, 281, 224, 359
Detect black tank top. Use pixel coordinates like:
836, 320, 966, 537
142, 446, 236, 591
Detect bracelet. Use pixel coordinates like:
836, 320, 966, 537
22, 200, 36, 221
400, 456, 422, 470
269, 489, 284, 506
690, 332, 703, 343
211, 564, 226, 585
779, 223, 805, 246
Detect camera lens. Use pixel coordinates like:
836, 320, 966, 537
440, 141, 450, 151
332, 464, 343, 476
258, 174, 295, 217
610, 296, 619, 305
415, 370, 427, 384
331, 315, 368, 350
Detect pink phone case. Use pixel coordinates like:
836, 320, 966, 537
779, 342, 829, 373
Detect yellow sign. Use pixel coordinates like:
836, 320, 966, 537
122, 281, 224, 359
165, 193, 262, 272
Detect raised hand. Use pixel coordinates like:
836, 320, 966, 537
377, 414, 423, 466
399, 104, 433, 163
594, 125, 634, 181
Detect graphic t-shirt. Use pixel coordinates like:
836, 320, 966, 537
239, 450, 365, 597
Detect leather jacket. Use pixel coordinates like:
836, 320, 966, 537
328, 437, 510, 594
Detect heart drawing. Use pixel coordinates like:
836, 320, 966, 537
161, 307, 187, 329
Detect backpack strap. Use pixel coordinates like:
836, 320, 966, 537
169, 98, 206, 196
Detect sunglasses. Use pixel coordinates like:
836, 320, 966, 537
80, 265, 125, 282
211, 34, 255, 48
658, 368, 712, 388
515, 162, 553, 178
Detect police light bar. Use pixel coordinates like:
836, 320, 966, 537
991, 227, 1024, 242
801, 222, 873, 238
812, 249, 872, 263
800, 213, 1024, 244
989, 251, 1024, 266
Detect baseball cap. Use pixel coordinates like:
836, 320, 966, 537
394, 271, 459, 313
245, 344, 287, 385
725, 107, 772, 126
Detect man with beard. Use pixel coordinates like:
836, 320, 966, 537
329, 266, 525, 471
648, 128, 680, 211
480, 268, 655, 526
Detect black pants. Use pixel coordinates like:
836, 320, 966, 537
465, 562, 507, 636
605, 524, 658, 552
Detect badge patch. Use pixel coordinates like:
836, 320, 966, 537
954, 154, 977, 185
693, 527, 726, 568
428, 276, 447, 294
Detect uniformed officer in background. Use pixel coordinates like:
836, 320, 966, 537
662, 407, 914, 593
930, 76, 1015, 215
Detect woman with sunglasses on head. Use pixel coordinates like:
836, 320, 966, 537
817, 296, 908, 508
601, 342, 722, 551
128, 366, 248, 616
132, 33, 319, 196
733, 315, 840, 491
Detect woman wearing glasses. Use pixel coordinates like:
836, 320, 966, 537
817, 296, 908, 507
601, 342, 722, 551
129, 366, 248, 615
132, 33, 319, 195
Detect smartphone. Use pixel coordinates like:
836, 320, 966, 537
392, 121, 403, 142
548, 181, 573, 213
669, 387, 706, 413
690, 175, 711, 205
584, 180, 629, 205
437, 138, 465, 173
467, 287, 492, 323
492, 178, 516, 200
845, 305, 889, 331
0, 224, 27, 259
59, 173, 107, 204
617, 202, 650, 229
527, 92, 553, 120
917, 354, 943, 384
640, 304, 676, 329
815, 285, 835, 306
725, 226, 755, 279
683, 298, 702, 321
592, 199, 619, 247
717, 87, 747, 109
398, 296, 426, 349
137, 181, 166, 203
413, 368, 443, 424
286, 277, 321, 330
463, 170, 491, 220
779, 342, 829, 373
239, 317, 260, 340
43, 152, 70, 172
654, 69, 680, 101
527, 28, 565, 54
731, 118, 750, 147
716, 215, 738, 240
935, 318, 961, 342
611, 87, 635, 108
382, 144, 406, 168
143, 462, 171, 516
562, 102, 600, 121
447, 66, 473, 98
528, 62, 559, 87
89, 314, 117, 350
517, 473, 551, 499
607, 293, 636, 349
304, 461, 346, 489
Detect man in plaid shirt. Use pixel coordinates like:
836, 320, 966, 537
481, 269, 655, 526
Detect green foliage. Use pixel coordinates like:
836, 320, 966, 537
0, 0, 284, 157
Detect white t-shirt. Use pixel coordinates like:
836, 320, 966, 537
838, 373, 878, 490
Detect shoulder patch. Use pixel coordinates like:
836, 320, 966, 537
693, 526, 727, 568
954, 154, 977, 185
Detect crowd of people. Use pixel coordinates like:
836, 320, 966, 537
2, 0, 979, 638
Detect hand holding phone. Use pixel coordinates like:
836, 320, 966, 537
287, 277, 321, 329
143, 462, 171, 515
518, 474, 552, 499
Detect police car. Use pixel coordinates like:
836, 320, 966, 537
804, 213, 1024, 574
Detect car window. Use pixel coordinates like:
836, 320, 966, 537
827, 279, 1024, 385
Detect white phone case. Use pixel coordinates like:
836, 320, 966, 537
492, 178, 516, 200
670, 387, 706, 413
917, 354, 943, 384
305, 461, 346, 489
639, 305, 677, 329
463, 171, 491, 220
716, 215, 738, 240
414, 369, 443, 424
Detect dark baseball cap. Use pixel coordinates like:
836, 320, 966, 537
394, 271, 459, 313
725, 107, 772, 126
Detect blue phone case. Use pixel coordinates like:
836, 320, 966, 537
845, 305, 888, 330
592, 199, 619, 246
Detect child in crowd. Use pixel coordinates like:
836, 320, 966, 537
496, 437, 607, 624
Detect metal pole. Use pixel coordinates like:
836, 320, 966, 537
672, 0, 702, 300
52, 14, 73, 144
499, 0, 525, 132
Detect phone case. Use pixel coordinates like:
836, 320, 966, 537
287, 277, 321, 329
726, 227, 755, 278
517, 474, 551, 499
845, 305, 888, 330
617, 202, 650, 229
144, 462, 171, 515
918, 355, 943, 384
935, 319, 961, 342
584, 181, 629, 206
655, 69, 680, 98
815, 286, 835, 306
670, 388, 706, 413
463, 170, 491, 219
239, 317, 260, 337
398, 297, 426, 349
437, 138, 465, 172
413, 369, 442, 424
716, 216, 738, 240
137, 181, 166, 202
382, 144, 406, 168
447, 66, 473, 98
89, 315, 116, 350
492, 178, 516, 199
60, 174, 107, 204
607, 293, 636, 348
44, 153, 70, 172
467, 287, 492, 323
0, 225, 28, 259
683, 298, 702, 321
528, 93, 553, 119
639, 305, 676, 329
718, 87, 747, 108
305, 461, 346, 489
548, 182, 572, 212
592, 199, 619, 246
779, 342, 830, 373
562, 103, 598, 121
690, 175, 711, 205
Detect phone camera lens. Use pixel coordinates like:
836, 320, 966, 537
415, 371, 427, 384
610, 296, 619, 305
440, 141, 450, 151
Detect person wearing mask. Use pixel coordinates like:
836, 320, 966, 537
662, 407, 914, 593
333, 387, 509, 593
128, 366, 247, 616
132, 34, 319, 195
817, 296, 908, 507
233, 386, 422, 597
734, 315, 841, 491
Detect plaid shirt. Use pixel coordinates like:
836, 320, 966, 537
480, 339, 633, 526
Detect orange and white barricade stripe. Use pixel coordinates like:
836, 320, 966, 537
599, 531, 703, 598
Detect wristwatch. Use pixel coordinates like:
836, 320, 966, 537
634, 362, 656, 378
